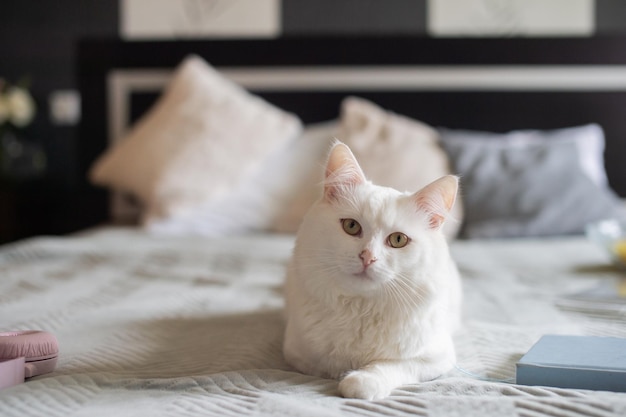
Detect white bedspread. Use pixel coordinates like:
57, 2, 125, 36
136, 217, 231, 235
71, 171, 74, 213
1, 227, 626, 416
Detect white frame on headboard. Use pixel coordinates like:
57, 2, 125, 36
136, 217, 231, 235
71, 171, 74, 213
106, 65, 626, 221
108, 65, 626, 143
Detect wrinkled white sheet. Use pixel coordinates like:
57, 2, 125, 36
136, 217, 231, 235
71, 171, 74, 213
1, 227, 626, 416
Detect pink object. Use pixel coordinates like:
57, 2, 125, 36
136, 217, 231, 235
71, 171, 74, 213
0, 331, 58, 389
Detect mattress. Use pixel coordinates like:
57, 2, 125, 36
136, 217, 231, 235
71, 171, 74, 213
1, 227, 626, 416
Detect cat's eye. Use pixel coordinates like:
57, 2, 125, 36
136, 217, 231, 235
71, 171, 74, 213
388, 232, 410, 248
341, 219, 362, 236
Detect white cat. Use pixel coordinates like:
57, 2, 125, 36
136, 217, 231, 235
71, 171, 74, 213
283, 142, 462, 400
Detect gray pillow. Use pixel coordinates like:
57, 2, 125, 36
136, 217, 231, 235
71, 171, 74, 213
440, 129, 625, 239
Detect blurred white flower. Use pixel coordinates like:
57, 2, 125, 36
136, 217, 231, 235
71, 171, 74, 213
0, 78, 36, 131
0, 78, 44, 180
6, 86, 35, 127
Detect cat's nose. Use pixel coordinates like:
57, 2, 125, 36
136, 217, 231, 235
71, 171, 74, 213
359, 249, 377, 267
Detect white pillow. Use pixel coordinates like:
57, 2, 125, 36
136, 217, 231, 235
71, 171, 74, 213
337, 96, 462, 239
89, 55, 302, 223
147, 121, 338, 236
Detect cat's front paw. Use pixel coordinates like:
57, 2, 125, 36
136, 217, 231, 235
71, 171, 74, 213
339, 371, 391, 400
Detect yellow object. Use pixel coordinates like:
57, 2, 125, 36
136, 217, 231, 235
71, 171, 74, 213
613, 239, 626, 263
619, 280, 626, 298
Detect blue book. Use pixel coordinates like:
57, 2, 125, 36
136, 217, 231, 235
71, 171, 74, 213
516, 335, 626, 392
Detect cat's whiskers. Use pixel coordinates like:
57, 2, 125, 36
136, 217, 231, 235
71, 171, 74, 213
382, 281, 411, 318
397, 278, 428, 306
385, 279, 420, 316
296, 247, 427, 312
384, 272, 428, 314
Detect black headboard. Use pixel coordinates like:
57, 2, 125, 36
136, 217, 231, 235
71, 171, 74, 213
77, 36, 626, 222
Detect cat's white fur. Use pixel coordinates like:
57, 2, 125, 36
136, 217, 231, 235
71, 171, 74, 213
283, 142, 462, 400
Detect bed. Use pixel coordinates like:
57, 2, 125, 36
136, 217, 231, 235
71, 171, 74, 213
2, 36, 626, 416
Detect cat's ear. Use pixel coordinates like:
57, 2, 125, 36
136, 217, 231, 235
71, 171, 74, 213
324, 142, 366, 202
412, 175, 459, 229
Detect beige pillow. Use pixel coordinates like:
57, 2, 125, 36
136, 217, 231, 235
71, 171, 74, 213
89, 55, 302, 223
145, 121, 338, 237
338, 96, 462, 239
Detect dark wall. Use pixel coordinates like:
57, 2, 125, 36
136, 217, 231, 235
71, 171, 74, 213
0, 1, 118, 189
0, 1, 117, 242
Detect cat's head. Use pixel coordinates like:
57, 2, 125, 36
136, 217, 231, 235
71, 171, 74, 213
296, 142, 458, 297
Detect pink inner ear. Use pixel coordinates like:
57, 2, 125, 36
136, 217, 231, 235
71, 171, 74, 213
415, 193, 446, 229
428, 213, 445, 229
324, 143, 366, 202
413, 176, 458, 230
